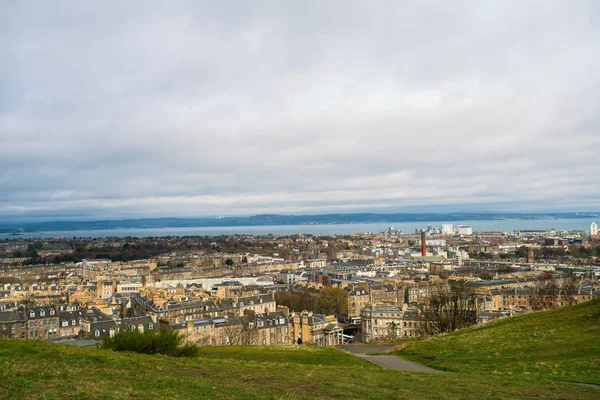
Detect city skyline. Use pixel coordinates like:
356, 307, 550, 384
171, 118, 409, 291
2, 2, 600, 220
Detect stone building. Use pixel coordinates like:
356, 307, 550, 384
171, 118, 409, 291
344, 285, 370, 322
289, 311, 343, 346
360, 304, 403, 342
0, 307, 26, 339
171, 309, 291, 347
361, 304, 424, 341
25, 305, 60, 340
58, 304, 84, 338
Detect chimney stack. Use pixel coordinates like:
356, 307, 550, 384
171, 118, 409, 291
421, 232, 427, 257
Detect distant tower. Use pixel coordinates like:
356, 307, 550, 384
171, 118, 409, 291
526, 247, 534, 264
421, 232, 427, 256
591, 222, 598, 236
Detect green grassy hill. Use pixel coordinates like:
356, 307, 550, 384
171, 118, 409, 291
395, 297, 600, 386
1, 299, 599, 399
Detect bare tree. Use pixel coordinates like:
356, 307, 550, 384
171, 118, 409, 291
199, 334, 214, 346
240, 316, 259, 345
531, 273, 558, 310
313, 286, 348, 319
387, 321, 399, 340
220, 322, 242, 345
559, 273, 578, 307
418, 283, 478, 335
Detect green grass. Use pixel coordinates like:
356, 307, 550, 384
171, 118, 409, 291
0, 300, 599, 399
396, 297, 600, 385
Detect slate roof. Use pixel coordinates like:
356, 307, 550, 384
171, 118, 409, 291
119, 316, 155, 330
89, 320, 118, 340
0, 308, 26, 323
193, 318, 213, 327
25, 305, 58, 320
59, 309, 84, 325
237, 293, 275, 307
85, 307, 113, 323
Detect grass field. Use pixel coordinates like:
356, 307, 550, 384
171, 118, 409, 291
395, 297, 600, 385
0, 299, 599, 399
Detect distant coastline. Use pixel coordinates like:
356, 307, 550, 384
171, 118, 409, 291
0, 212, 598, 234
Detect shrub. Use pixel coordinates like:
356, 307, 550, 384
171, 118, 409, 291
101, 327, 198, 357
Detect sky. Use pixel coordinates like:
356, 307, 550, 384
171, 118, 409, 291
1, 1, 600, 221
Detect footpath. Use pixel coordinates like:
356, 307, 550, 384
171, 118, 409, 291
336, 344, 443, 373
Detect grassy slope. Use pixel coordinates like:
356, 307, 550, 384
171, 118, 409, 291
0, 341, 597, 399
396, 297, 600, 385
0, 300, 598, 399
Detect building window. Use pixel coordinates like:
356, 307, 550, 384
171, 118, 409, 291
94, 330, 100, 337
49, 309, 55, 315
40, 310, 45, 317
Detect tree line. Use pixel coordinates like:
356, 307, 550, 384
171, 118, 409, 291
275, 287, 348, 320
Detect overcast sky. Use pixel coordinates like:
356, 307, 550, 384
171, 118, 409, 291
1, 1, 599, 221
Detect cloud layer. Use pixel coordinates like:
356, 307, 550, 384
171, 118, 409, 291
1, 1, 600, 220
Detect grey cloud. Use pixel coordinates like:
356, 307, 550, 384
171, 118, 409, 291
1, 1, 599, 219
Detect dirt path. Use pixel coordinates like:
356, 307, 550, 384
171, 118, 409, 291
337, 345, 443, 373
553, 381, 600, 391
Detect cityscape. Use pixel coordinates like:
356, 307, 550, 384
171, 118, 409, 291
2, 1, 600, 399
1, 221, 599, 347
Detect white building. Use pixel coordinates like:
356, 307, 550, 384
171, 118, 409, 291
458, 225, 473, 235
591, 222, 598, 236
448, 248, 469, 266
116, 282, 143, 294
426, 239, 447, 247
306, 259, 327, 268
441, 224, 454, 234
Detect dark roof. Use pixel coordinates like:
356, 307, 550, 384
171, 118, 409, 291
181, 299, 204, 308
0, 308, 26, 323
85, 307, 113, 323
237, 293, 275, 306
219, 298, 236, 309
193, 318, 213, 327
214, 281, 243, 287
170, 321, 188, 330
119, 316, 155, 330
59, 309, 83, 321
0, 277, 22, 285
363, 304, 403, 313
89, 320, 118, 340
25, 305, 58, 319
345, 286, 369, 296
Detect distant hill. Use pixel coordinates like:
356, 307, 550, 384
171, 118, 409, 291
1, 212, 597, 233
1, 300, 599, 399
